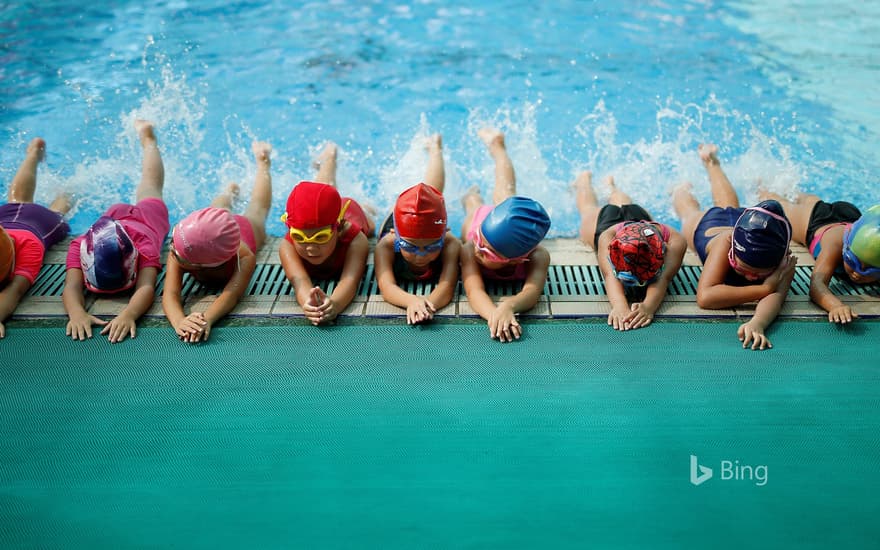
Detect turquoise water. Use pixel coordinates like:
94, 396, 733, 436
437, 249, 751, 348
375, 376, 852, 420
1, 1, 878, 237
2, 323, 879, 548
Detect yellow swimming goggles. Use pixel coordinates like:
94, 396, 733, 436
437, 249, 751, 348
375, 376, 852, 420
281, 200, 351, 244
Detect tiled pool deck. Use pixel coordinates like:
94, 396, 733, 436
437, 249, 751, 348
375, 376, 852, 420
15, 238, 880, 322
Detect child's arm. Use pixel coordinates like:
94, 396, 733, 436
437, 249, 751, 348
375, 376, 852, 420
101, 266, 158, 343
161, 252, 203, 341
626, 231, 688, 329
597, 229, 633, 330
809, 237, 856, 323
374, 235, 430, 323
425, 235, 461, 312
737, 255, 796, 350
279, 238, 318, 310
460, 242, 497, 323
0, 276, 31, 339
696, 243, 778, 309
318, 232, 369, 324
199, 245, 257, 339
62, 268, 108, 340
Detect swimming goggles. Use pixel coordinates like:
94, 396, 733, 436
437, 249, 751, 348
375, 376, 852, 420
842, 227, 880, 278
282, 200, 351, 244
472, 228, 531, 264
726, 247, 775, 282
607, 256, 663, 287
392, 219, 444, 256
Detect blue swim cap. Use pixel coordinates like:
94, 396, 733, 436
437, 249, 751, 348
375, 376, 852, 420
481, 196, 551, 258
731, 200, 792, 269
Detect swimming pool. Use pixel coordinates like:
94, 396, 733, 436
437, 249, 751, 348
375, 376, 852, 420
2, 1, 878, 237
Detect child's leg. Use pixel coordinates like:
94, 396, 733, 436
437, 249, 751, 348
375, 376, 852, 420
313, 142, 338, 187
605, 176, 633, 206
460, 185, 485, 241
48, 192, 72, 216
478, 128, 516, 205
699, 143, 738, 208
424, 134, 445, 193
134, 120, 164, 202
759, 190, 818, 245
243, 141, 273, 251
210, 183, 240, 210
574, 171, 602, 247
672, 182, 703, 251
8, 138, 45, 203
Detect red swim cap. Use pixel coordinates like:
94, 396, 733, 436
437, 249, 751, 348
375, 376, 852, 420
609, 222, 665, 284
284, 181, 342, 230
393, 183, 447, 239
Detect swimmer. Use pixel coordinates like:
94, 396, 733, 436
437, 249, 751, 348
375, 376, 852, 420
374, 134, 461, 324
576, 171, 687, 331
757, 190, 880, 323
162, 140, 273, 342
673, 143, 795, 350
278, 143, 374, 326
62, 119, 169, 343
0, 138, 72, 338
460, 128, 551, 343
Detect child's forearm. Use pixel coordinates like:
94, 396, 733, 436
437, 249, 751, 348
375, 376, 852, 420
119, 284, 155, 321
427, 280, 455, 310
62, 270, 88, 317
0, 278, 29, 324
809, 271, 843, 313
162, 292, 187, 328
697, 283, 772, 310
380, 281, 419, 309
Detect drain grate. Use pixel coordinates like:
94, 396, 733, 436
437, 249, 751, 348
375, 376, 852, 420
24, 261, 880, 299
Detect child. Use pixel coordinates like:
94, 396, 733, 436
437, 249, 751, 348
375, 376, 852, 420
756, 191, 880, 323
62, 119, 169, 343
279, 143, 374, 325
576, 171, 687, 331
672, 143, 795, 350
374, 135, 461, 324
460, 128, 551, 343
0, 138, 72, 338
162, 141, 273, 342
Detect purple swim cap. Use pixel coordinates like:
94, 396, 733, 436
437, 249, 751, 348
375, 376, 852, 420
80, 216, 139, 293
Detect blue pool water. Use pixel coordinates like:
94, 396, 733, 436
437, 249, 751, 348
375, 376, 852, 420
1, 1, 878, 237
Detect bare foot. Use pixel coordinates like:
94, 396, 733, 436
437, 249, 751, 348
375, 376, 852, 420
27, 138, 46, 163
49, 192, 73, 215
226, 182, 241, 197
426, 133, 442, 152
603, 175, 616, 191
135, 119, 157, 145
698, 143, 719, 166
460, 184, 483, 210
478, 128, 505, 151
252, 141, 272, 164
312, 142, 337, 170
572, 170, 593, 193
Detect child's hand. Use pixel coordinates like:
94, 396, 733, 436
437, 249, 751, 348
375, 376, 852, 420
764, 254, 797, 291
488, 302, 521, 342
101, 312, 138, 343
177, 312, 209, 343
304, 287, 338, 325
607, 304, 633, 331
737, 320, 772, 350
406, 298, 436, 325
828, 304, 858, 324
623, 302, 655, 330
66, 312, 108, 341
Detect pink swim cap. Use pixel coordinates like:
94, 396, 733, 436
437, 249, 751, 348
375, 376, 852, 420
172, 207, 240, 265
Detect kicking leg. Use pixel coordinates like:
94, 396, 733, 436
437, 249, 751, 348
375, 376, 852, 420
313, 142, 338, 187
8, 138, 45, 203
478, 128, 516, 205
424, 134, 445, 193
672, 182, 703, 252
460, 185, 485, 241
699, 143, 738, 208
134, 119, 164, 202
759, 189, 817, 245
243, 141, 273, 251
605, 175, 633, 206
574, 171, 602, 248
